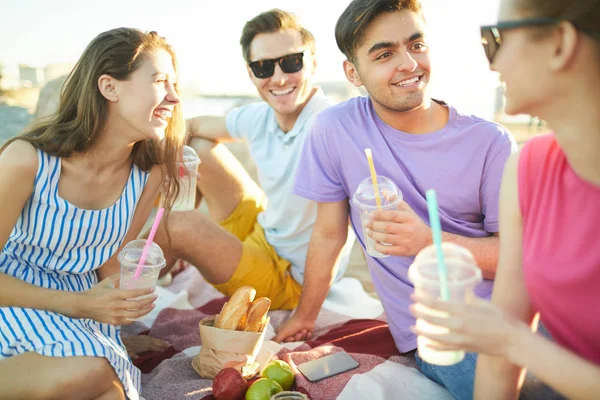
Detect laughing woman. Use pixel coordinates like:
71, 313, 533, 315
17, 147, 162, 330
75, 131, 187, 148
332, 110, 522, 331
0, 28, 184, 399
411, 0, 600, 399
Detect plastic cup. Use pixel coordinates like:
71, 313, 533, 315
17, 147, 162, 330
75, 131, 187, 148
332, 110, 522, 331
414, 242, 476, 266
352, 175, 402, 258
118, 239, 166, 320
172, 145, 201, 211
408, 257, 482, 365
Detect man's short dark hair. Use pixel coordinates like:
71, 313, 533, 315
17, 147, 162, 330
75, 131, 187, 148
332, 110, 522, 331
335, 0, 423, 62
240, 9, 316, 63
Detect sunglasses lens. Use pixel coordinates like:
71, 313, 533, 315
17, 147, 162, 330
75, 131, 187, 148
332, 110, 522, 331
480, 28, 497, 63
280, 53, 304, 74
249, 53, 304, 78
250, 60, 275, 79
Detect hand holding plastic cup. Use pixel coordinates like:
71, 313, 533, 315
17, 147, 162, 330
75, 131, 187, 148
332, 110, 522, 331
172, 145, 201, 211
408, 248, 482, 365
118, 239, 166, 320
352, 175, 402, 258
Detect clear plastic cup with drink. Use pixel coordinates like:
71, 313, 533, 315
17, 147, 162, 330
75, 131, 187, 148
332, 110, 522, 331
352, 175, 402, 258
408, 247, 482, 365
414, 242, 476, 266
172, 145, 201, 211
118, 239, 166, 320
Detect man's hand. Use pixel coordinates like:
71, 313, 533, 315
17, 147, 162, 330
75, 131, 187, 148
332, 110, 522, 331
366, 201, 431, 257
274, 314, 316, 343
275, 201, 349, 344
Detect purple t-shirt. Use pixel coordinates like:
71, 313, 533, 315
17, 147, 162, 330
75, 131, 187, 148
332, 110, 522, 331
294, 96, 517, 352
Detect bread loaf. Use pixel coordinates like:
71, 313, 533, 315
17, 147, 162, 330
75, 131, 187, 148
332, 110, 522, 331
214, 286, 256, 330
242, 297, 271, 332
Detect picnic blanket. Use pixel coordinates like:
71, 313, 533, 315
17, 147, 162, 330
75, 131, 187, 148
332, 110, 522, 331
122, 265, 453, 400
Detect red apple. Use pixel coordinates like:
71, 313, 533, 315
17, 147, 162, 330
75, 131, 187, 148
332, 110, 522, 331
212, 367, 249, 400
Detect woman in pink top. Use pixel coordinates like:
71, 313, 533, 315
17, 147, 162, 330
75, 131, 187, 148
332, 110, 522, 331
411, 0, 600, 398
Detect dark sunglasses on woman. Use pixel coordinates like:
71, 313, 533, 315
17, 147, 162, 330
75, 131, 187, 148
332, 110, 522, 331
480, 18, 560, 64
248, 52, 304, 79
481, 17, 600, 64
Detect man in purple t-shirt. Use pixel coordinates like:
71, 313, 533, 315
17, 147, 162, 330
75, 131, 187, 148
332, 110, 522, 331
277, 0, 516, 362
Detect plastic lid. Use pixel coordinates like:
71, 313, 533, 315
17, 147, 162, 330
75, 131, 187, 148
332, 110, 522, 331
352, 175, 402, 211
408, 258, 482, 288
414, 243, 476, 266
117, 239, 166, 269
181, 145, 200, 164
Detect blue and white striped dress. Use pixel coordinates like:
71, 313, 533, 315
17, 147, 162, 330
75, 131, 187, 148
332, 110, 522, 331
0, 149, 149, 399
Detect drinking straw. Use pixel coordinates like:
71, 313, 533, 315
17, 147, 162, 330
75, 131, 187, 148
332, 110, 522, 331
425, 190, 450, 301
364, 148, 382, 209
133, 207, 165, 280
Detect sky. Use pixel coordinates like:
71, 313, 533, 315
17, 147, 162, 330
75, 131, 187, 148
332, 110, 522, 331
0, 0, 501, 118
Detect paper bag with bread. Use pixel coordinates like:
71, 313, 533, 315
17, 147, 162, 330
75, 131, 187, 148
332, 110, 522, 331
192, 286, 271, 379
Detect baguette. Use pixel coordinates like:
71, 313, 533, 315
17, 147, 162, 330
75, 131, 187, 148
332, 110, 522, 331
214, 286, 256, 330
243, 297, 271, 332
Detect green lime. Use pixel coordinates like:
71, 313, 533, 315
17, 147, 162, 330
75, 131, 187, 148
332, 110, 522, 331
261, 360, 295, 391
246, 378, 283, 400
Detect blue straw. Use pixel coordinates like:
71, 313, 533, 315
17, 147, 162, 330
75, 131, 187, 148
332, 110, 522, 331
425, 189, 450, 301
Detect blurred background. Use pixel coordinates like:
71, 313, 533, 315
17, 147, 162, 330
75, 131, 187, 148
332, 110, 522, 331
0, 0, 545, 145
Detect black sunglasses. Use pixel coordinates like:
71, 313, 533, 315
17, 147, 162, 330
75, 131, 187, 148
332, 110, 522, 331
480, 18, 560, 63
481, 18, 600, 64
248, 52, 305, 79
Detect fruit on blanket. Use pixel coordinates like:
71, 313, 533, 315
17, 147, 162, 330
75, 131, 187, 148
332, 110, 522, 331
245, 378, 283, 400
261, 360, 294, 391
215, 286, 256, 330
212, 367, 249, 400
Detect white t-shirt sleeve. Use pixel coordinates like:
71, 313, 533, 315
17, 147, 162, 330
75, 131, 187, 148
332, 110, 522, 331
225, 106, 246, 140
225, 102, 269, 141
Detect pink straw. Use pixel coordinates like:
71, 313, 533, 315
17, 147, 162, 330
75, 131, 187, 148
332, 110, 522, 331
133, 207, 165, 280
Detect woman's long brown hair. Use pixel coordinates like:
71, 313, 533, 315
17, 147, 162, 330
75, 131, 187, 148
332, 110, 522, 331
518, 0, 600, 50
1, 27, 185, 214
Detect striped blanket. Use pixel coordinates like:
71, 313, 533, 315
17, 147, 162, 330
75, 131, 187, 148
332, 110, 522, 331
122, 265, 453, 400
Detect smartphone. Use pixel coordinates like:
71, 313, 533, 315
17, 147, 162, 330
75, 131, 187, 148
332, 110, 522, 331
297, 351, 359, 382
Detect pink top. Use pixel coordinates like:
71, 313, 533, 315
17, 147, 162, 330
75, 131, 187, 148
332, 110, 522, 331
519, 133, 600, 364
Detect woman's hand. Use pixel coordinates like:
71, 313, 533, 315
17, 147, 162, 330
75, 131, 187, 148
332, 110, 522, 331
122, 335, 170, 360
409, 294, 530, 358
70, 275, 158, 325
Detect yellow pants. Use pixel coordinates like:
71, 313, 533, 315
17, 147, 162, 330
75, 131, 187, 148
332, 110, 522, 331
212, 193, 301, 310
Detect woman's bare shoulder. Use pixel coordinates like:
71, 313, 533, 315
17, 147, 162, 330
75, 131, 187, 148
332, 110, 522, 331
0, 140, 39, 179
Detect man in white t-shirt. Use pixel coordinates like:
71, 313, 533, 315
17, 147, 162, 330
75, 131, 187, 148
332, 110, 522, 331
154, 9, 354, 319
